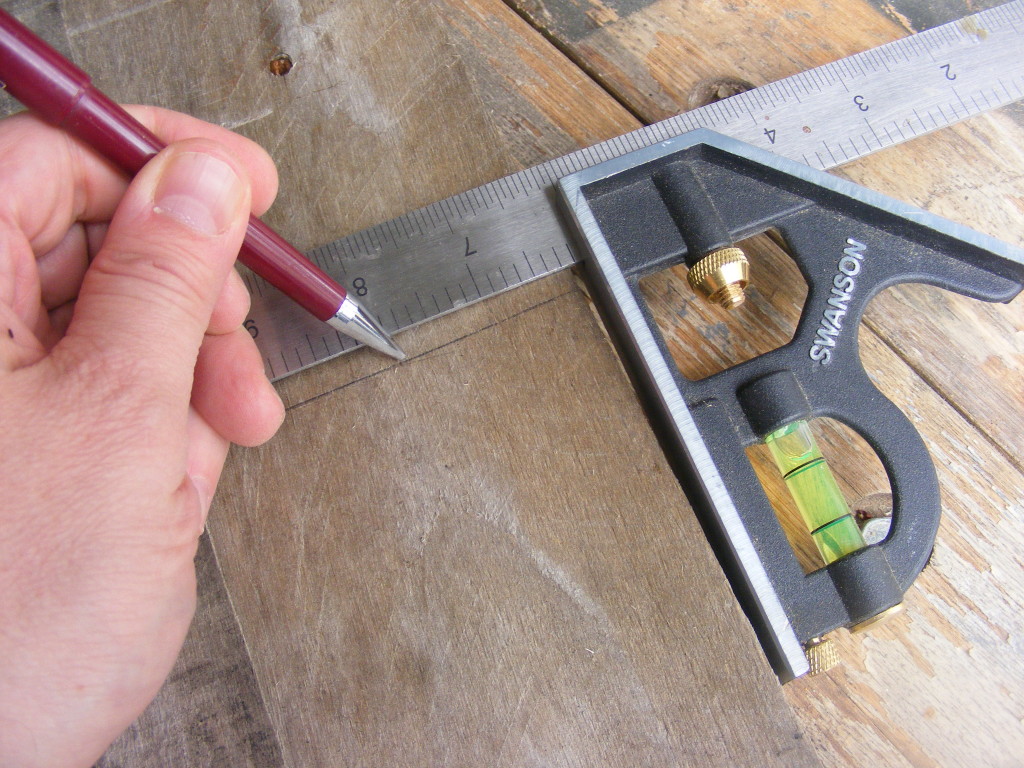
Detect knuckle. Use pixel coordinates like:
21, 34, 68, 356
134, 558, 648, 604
93, 242, 214, 322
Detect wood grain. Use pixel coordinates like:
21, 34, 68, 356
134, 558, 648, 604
217, 277, 818, 767
510, 0, 906, 122
204, 0, 819, 762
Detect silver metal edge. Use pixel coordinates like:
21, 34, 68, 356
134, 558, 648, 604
570, 128, 1024, 267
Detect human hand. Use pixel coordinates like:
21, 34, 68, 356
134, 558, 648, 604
0, 107, 285, 766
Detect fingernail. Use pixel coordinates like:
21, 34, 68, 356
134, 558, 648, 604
153, 151, 245, 236
190, 474, 214, 533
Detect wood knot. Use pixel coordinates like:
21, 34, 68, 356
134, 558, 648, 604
687, 77, 755, 110
269, 53, 294, 76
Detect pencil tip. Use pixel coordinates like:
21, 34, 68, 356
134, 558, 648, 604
328, 296, 406, 360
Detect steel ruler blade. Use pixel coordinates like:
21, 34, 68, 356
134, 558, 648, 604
246, 1, 1024, 381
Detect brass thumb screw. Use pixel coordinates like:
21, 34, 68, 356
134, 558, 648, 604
804, 635, 840, 675
687, 247, 750, 309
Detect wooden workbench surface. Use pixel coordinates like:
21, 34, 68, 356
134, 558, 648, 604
4, 1, 1020, 766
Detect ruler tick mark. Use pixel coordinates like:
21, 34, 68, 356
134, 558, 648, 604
467, 265, 482, 297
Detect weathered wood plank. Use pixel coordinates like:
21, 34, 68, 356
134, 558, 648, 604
509, 0, 907, 122
202, 0, 820, 761
216, 275, 819, 767
843, 114, 1024, 465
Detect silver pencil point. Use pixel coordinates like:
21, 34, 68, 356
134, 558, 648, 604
328, 295, 406, 360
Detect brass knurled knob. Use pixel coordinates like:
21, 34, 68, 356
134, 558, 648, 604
804, 636, 839, 675
686, 247, 750, 309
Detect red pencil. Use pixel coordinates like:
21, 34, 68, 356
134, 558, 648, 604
0, 8, 405, 360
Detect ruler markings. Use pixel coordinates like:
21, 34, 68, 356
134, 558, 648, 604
953, 85, 970, 115
445, 198, 461, 227
467, 265, 482, 297
412, 209, 426, 235
250, 2, 1024, 380
436, 204, 452, 232
362, 228, 377, 253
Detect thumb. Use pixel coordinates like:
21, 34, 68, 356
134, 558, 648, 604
60, 139, 252, 404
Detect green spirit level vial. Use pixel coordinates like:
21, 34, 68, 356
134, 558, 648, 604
764, 421, 866, 564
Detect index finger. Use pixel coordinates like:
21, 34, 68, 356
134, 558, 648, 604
0, 105, 279, 257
